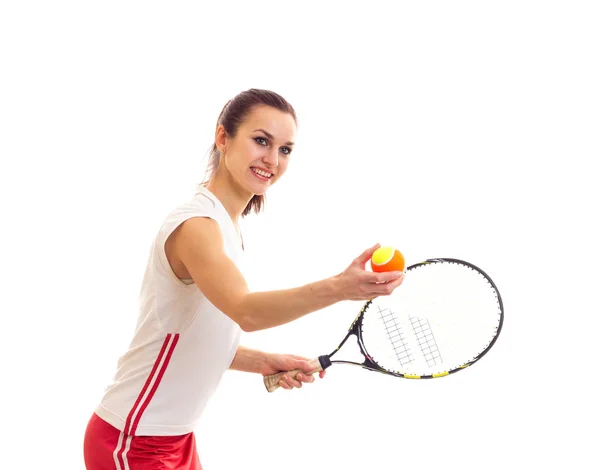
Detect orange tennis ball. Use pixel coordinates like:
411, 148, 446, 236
371, 247, 405, 273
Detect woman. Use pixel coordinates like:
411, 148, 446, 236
83, 88, 405, 469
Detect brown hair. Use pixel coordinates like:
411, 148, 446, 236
202, 88, 297, 217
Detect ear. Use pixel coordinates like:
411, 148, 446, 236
215, 125, 228, 155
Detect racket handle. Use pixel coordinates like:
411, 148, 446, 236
263, 356, 331, 392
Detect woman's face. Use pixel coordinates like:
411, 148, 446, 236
218, 105, 297, 196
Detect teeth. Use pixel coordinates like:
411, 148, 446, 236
252, 168, 272, 178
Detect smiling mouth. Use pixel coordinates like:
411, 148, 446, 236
251, 167, 273, 180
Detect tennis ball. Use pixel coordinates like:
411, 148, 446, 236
371, 247, 405, 273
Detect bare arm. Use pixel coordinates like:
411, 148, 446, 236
169, 217, 404, 332
230, 345, 326, 389
229, 345, 268, 373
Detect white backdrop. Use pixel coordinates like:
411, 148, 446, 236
1, 1, 598, 469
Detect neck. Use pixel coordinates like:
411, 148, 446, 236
205, 170, 252, 225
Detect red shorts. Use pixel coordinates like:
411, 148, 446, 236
84, 413, 202, 470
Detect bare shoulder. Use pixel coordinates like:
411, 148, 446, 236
164, 215, 250, 322
165, 217, 224, 279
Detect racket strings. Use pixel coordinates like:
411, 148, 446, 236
377, 306, 414, 367
360, 260, 503, 377
375, 307, 443, 371
409, 316, 442, 367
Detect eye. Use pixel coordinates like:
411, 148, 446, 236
254, 137, 268, 146
280, 147, 292, 156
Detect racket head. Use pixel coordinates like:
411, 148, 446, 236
354, 258, 503, 379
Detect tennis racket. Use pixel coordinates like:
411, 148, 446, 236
264, 258, 503, 392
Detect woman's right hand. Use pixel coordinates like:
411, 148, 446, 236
334, 243, 405, 301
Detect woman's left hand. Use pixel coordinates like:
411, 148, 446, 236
261, 354, 326, 390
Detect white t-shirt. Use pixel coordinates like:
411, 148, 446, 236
95, 185, 244, 436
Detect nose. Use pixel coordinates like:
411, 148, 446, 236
262, 147, 279, 168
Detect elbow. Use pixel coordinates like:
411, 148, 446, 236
231, 295, 262, 333
239, 322, 256, 333
238, 315, 260, 333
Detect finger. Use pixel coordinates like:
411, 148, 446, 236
284, 374, 303, 388
354, 243, 381, 267
373, 275, 405, 296
296, 372, 315, 384
298, 361, 315, 373
279, 379, 292, 390
369, 271, 405, 284
319, 370, 326, 379
288, 355, 310, 361
291, 359, 319, 374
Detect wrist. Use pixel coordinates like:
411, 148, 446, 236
231, 346, 269, 374
256, 350, 270, 373
328, 274, 346, 302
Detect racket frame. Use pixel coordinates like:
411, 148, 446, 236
322, 258, 504, 379
263, 257, 504, 391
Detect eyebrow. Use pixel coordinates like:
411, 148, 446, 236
254, 128, 294, 146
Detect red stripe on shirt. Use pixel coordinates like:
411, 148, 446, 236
123, 334, 173, 435
130, 333, 180, 435
113, 334, 180, 467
